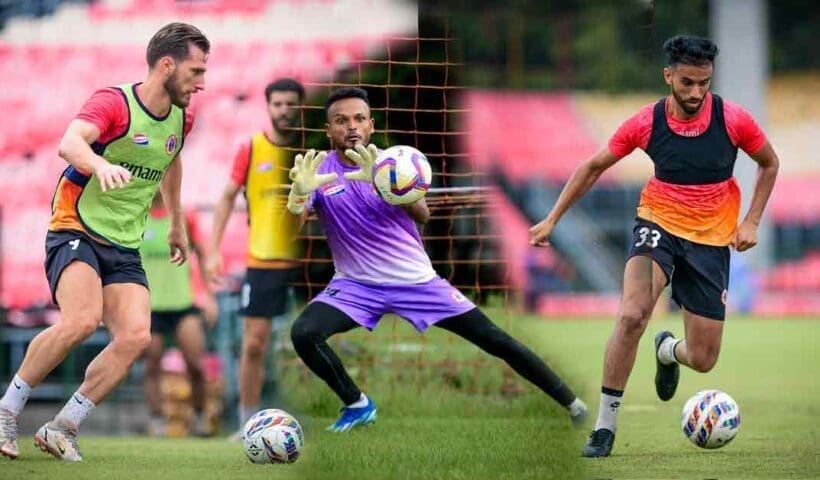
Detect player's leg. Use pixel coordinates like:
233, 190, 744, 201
36, 282, 151, 461
174, 310, 209, 436
584, 254, 668, 457
666, 311, 723, 372
0, 260, 103, 460
142, 317, 167, 437
237, 316, 272, 428
434, 307, 588, 425
290, 301, 374, 431
235, 268, 288, 430
654, 241, 728, 392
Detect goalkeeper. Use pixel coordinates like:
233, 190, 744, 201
286, 87, 588, 432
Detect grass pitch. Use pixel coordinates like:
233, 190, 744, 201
2, 313, 818, 479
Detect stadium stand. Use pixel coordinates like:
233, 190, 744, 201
0, 0, 413, 316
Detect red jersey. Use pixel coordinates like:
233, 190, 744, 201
607, 92, 767, 246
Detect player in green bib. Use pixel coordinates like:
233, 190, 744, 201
140, 192, 217, 437
0, 23, 210, 462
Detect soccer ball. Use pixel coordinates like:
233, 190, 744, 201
242, 409, 304, 464
371, 145, 432, 205
681, 389, 740, 449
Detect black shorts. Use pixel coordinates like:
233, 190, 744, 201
45, 231, 148, 305
627, 219, 730, 320
151, 307, 200, 335
238, 267, 298, 318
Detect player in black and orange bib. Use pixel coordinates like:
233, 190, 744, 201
206, 78, 304, 436
529, 35, 780, 457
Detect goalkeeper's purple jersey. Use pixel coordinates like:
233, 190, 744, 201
308, 151, 436, 284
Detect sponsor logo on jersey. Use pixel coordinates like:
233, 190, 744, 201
321, 183, 345, 196
119, 161, 164, 182
165, 134, 177, 155
133, 134, 149, 145
451, 290, 466, 303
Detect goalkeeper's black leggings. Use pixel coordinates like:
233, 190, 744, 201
290, 301, 577, 408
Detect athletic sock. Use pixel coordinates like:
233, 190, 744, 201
238, 404, 259, 427
658, 337, 683, 365
54, 391, 96, 428
568, 397, 587, 417
0, 375, 32, 415
347, 393, 369, 408
593, 386, 623, 433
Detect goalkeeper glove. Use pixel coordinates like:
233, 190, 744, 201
287, 149, 337, 214
343, 143, 379, 183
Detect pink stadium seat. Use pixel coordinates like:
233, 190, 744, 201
464, 91, 612, 183
770, 177, 820, 222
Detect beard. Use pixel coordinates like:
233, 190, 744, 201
671, 88, 704, 115
164, 73, 189, 108
272, 115, 298, 137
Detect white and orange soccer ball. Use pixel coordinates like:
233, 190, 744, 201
242, 409, 304, 464
371, 145, 432, 205
681, 389, 740, 449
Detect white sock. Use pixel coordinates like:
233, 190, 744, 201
0, 375, 32, 415
568, 398, 587, 417
239, 404, 259, 427
55, 391, 95, 428
347, 393, 368, 408
593, 388, 623, 433
658, 337, 682, 365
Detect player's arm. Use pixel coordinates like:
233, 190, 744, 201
187, 212, 218, 328
529, 147, 620, 246
401, 198, 430, 224
734, 141, 779, 252
58, 119, 132, 191
160, 155, 188, 265
205, 180, 241, 287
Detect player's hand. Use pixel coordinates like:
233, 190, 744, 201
290, 149, 337, 196
733, 220, 758, 252
167, 223, 189, 265
343, 143, 379, 183
95, 162, 132, 192
204, 252, 224, 289
529, 218, 555, 247
201, 295, 218, 329
287, 149, 337, 214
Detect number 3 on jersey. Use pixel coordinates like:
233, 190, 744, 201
635, 227, 661, 248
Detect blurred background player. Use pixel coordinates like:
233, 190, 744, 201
286, 87, 588, 432
140, 192, 217, 437
529, 35, 779, 457
0, 22, 209, 461
206, 78, 305, 437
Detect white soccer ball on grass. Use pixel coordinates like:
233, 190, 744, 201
681, 389, 740, 449
242, 408, 304, 464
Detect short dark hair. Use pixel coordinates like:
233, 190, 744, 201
663, 35, 719, 67
324, 87, 370, 113
146, 22, 210, 67
265, 78, 305, 102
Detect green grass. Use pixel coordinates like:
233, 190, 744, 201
3, 313, 819, 479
